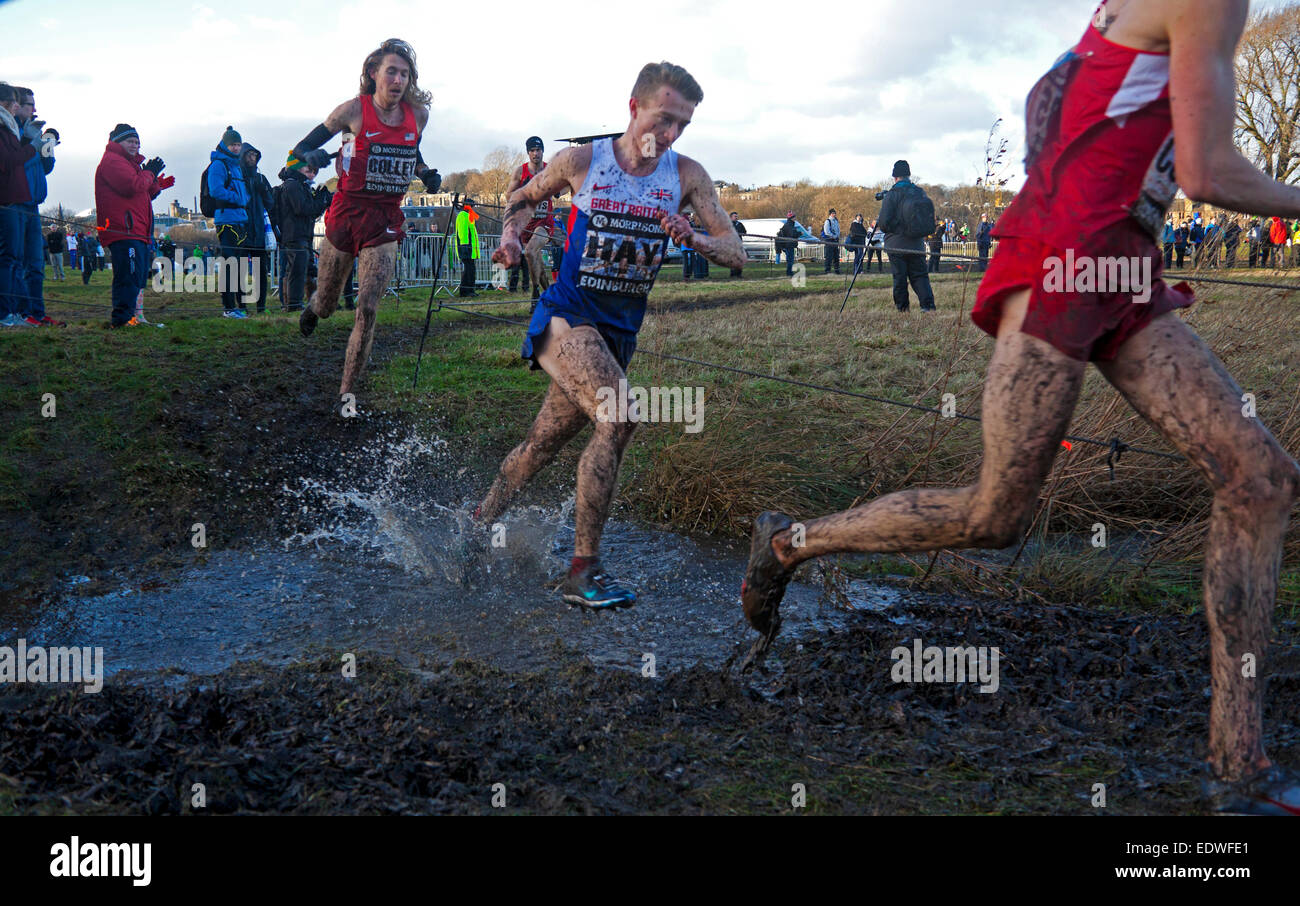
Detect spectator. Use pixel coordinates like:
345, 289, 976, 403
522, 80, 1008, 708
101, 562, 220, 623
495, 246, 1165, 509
1293, 220, 1300, 268
456, 198, 479, 297
688, 213, 710, 280
0, 81, 35, 328
975, 212, 993, 272
1203, 216, 1221, 268
1160, 216, 1174, 268
865, 218, 884, 272
66, 228, 77, 268
1267, 215, 1286, 268
1247, 218, 1261, 267
275, 151, 330, 312
1189, 217, 1204, 267
878, 159, 936, 312
9, 86, 58, 325
157, 234, 175, 262
208, 126, 251, 318
46, 225, 65, 281
239, 143, 278, 313
776, 211, 798, 276
1223, 216, 1242, 268
821, 208, 840, 274
1174, 219, 1189, 268
729, 211, 746, 278
80, 231, 95, 284
927, 224, 943, 273
94, 123, 165, 327
847, 213, 868, 275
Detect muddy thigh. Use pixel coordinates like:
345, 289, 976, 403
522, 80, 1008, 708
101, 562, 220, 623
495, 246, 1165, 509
339, 242, 397, 396
1097, 310, 1300, 779
311, 238, 354, 319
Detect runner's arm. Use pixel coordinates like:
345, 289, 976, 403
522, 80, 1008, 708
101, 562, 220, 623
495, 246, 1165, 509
499, 149, 577, 246
672, 158, 745, 270
1169, 0, 1300, 217
291, 99, 358, 168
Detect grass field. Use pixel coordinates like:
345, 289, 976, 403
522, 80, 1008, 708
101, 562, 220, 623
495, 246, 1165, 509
3, 259, 1299, 614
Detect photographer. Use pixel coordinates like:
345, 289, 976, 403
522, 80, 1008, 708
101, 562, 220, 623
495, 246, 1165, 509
11, 87, 57, 324
276, 152, 331, 312
847, 213, 867, 275
876, 159, 936, 312
775, 211, 798, 276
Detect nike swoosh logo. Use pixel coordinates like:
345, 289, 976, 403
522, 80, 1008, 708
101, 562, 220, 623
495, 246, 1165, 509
366, 131, 382, 138
592, 183, 615, 191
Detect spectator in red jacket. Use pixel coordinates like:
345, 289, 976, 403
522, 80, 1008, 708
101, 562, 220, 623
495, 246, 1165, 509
0, 82, 37, 328
94, 123, 168, 327
1267, 216, 1287, 269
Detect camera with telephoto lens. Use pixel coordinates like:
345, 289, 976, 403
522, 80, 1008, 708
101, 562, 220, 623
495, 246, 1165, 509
874, 190, 888, 201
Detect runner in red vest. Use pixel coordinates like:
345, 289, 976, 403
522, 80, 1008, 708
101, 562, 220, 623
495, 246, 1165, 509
506, 136, 558, 304
741, 0, 1300, 815
293, 38, 441, 403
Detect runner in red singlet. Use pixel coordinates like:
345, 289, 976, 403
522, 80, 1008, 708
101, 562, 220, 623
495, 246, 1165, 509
741, 0, 1300, 815
292, 38, 441, 403
507, 136, 558, 304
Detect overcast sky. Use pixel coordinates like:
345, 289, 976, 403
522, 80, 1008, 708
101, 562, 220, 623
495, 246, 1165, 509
1, 0, 1286, 213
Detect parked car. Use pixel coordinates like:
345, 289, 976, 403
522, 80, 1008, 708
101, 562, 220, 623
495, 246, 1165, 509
738, 218, 818, 259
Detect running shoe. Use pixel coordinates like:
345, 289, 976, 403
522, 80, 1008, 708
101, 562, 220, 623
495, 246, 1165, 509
740, 511, 795, 636
0, 314, 22, 328
37, 316, 66, 327
222, 310, 241, 319
23, 316, 42, 327
1204, 764, 1300, 816
561, 561, 636, 610
112, 317, 140, 329
299, 307, 318, 336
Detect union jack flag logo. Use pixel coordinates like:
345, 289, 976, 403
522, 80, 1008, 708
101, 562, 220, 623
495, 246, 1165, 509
649, 188, 673, 201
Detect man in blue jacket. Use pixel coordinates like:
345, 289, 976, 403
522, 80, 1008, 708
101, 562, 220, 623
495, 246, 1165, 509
11, 87, 57, 325
208, 126, 251, 318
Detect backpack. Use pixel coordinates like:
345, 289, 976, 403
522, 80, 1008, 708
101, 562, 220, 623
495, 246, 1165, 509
199, 160, 242, 218
898, 184, 937, 239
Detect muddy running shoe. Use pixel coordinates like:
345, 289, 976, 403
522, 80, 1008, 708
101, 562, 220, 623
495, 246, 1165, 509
1204, 764, 1300, 816
741, 511, 795, 638
561, 561, 636, 610
299, 306, 318, 336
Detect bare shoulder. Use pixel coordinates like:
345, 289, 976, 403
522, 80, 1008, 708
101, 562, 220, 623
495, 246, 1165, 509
326, 97, 363, 134
413, 104, 430, 131
1109, 0, 1247, 50
675, 153, 715, 197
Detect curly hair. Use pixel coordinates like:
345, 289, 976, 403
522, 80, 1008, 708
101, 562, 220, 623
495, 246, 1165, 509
359, 38, 432, 109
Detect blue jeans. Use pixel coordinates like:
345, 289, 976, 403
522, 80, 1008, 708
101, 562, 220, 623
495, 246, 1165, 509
0, 204, 21, 318
109, 239, 148, 326
15, 203, 44, 319
779, 247, 795, 275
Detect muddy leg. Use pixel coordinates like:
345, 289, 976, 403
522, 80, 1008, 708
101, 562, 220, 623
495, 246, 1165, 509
339, 242, 397, 397
524, 229, 552, 292
1097, 312, 1300, 781
310, 238, 353, 319
532, 319, 637, 558
478, 381, 589, 523
777, 290, 1087, 565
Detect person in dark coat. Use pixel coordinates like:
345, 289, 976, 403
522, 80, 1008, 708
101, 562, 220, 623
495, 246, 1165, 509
729, 211, 746, 277
276, 152, 331, 311
240, 143, 278, 313
975, 213, 993, 272
775, 212, 799, 276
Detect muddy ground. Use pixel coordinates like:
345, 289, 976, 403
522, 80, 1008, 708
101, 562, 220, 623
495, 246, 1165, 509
2, 312, 1297, 815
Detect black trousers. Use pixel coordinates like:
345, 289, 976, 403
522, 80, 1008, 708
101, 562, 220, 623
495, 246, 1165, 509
823, 243, 840, 273
890, 251, 935, 311
851, 246, 865, 273
246, 249, 269, 312
280, 242, 310, 310
978, 244, 990, 272
865, 247, 883, 271
459, 253, 476, 295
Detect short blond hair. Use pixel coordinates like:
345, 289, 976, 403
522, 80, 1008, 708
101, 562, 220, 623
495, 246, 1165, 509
631, 62, 703, 105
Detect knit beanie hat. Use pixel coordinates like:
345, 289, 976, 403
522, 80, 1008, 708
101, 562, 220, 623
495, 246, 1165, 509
110, 123, 138, 143
221, 125, 242, 146
892, 159, 911, 178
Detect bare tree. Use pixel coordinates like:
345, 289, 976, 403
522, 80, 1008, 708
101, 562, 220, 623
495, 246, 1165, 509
1234, 4, 1300, 184
466, 146, 525, 206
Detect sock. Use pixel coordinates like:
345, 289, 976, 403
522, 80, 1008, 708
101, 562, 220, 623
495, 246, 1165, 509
569, 556, 596, 577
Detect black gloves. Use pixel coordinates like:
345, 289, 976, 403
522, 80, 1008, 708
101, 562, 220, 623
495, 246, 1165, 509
143, 157, 165, 175
421, 168, 441, 193
303, 148, 332, 170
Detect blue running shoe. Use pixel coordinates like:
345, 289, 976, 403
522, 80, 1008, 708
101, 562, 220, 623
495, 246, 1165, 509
562, 561, 636, 610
